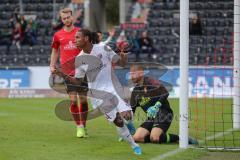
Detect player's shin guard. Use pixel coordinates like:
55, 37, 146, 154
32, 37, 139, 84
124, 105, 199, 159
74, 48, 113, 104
79, 100, 88, 127
70, 102, 81, 126
117, 125, 139, 149
159, 133, 179, 144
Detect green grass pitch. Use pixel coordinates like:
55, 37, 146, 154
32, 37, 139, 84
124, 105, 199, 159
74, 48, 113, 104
0, 98, 240, 160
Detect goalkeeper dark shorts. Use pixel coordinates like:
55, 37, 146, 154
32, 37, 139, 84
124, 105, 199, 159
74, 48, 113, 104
64, 75, 88, 95
140, 107, 173, 133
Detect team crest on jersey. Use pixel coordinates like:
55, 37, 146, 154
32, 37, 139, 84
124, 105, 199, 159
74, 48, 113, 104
97, 53, 103, 59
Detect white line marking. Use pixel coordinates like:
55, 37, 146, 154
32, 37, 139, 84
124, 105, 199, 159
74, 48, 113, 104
150, 128, 236, 160
150, 148, 184, 160
200, 128, 235, 143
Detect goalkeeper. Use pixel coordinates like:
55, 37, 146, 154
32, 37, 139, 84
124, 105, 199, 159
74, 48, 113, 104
130, 64, 188, 144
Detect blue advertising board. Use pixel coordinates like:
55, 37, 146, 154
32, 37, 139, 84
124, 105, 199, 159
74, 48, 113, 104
0, 68, 30, 88
115, 66, 233, 98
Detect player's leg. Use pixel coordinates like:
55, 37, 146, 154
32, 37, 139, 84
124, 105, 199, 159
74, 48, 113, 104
117, 98, 136, 135
150, 124, 198, 145
150, 109, 179, 143
120, 110, 136, 135
150, 127, 179, 143
78, 76, 89, 128
133, 120, 154, 143
78, 96, 88, 126
68, 91, 81, 127
97, 93, 142, 154
149, 109, 198, 144
113, 112, 142, 155
64, 78, 81, 126
65, 78, 86, 138
66, 76, 89, 138
133, 127, 151, 143
78, 95, 89, 137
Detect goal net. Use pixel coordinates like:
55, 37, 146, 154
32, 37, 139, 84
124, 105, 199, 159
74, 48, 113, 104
186, 0, 240, 150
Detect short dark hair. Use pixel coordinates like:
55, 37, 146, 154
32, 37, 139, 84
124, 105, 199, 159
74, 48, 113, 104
78, 28, 92, 42
96, 31, 102, 34
91, 31, 100, 44
78, 29, 99, 44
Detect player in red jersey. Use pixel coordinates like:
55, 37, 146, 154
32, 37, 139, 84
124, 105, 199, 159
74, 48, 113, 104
50, 8, 89, 138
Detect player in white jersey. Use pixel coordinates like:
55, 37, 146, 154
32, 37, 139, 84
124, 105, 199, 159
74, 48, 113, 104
74, 29, 142, 155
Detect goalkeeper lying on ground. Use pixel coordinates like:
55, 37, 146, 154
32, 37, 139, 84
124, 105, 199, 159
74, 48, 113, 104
129, 64, 198, 145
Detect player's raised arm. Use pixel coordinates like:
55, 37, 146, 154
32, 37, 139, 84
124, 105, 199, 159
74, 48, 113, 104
103, 43, 127, 67
109, 50, 128, 67
118, 51, 128, 67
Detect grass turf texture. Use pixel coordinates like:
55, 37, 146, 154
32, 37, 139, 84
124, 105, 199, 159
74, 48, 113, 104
0, 98, 239, 160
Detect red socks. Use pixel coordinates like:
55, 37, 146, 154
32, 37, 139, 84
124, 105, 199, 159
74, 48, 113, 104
70, 101, 88, 126
79, 102, 88, 127
70, 103, 81, 126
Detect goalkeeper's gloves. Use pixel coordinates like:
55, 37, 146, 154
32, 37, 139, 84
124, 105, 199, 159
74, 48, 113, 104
147, 101, 162, 118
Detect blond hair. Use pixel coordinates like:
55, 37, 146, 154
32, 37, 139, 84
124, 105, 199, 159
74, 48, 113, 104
59, 8, 73, 17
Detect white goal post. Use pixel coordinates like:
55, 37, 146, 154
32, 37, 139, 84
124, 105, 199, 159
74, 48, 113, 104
179, 0, 189, 149
179, 0, 240, 149
233, 0, 240, 130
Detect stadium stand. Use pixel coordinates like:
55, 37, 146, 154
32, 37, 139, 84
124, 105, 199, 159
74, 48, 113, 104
0, 0, 78, 66
124, 0, 233, 65
0, 0, 234, 66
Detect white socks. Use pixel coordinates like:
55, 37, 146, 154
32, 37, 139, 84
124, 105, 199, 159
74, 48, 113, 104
117, 125, 138, 148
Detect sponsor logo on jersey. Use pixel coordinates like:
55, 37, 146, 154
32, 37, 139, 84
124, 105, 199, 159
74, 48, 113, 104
63, 41, 77, 50
139, 96, 151, 107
